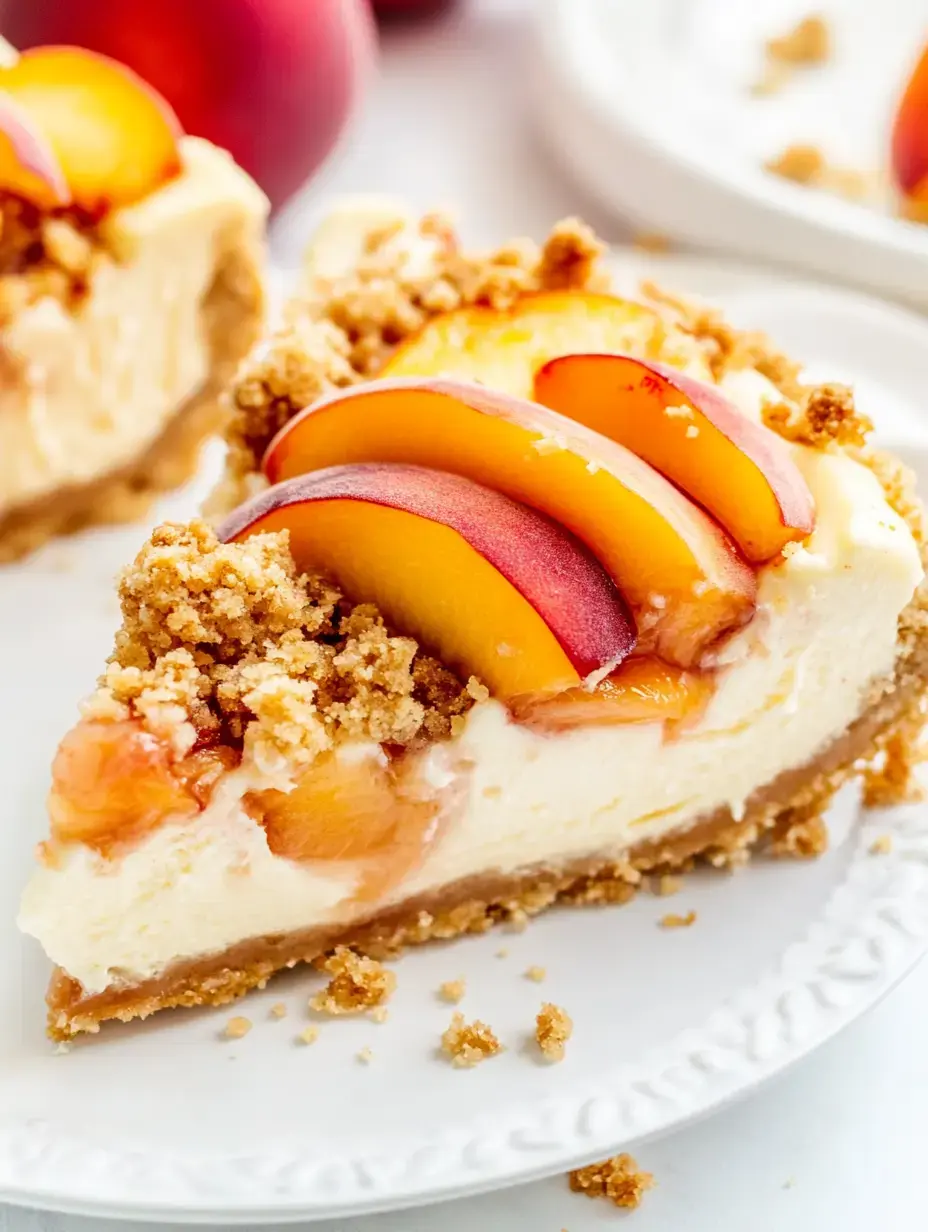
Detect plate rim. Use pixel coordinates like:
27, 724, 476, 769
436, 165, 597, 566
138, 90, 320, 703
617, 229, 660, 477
5, 252, 928, 1222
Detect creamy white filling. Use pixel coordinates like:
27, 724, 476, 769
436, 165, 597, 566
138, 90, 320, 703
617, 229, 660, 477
18, 425, 923, 993
0, 138, 267, 513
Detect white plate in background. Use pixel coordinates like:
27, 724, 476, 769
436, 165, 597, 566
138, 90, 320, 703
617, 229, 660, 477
533, 0, 928, 310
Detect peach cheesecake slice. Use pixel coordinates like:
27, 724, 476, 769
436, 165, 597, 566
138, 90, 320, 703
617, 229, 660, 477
18, 210, 928, 1040
0, 43, 267, 562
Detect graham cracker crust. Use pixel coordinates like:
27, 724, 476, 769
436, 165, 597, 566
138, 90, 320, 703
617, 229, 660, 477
47, 629, 928, 1041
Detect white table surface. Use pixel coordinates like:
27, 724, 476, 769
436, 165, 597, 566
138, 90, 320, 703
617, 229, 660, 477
4, 1, 928, 1228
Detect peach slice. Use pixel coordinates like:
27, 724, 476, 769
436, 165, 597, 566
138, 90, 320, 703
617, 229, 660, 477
219, 463, 636, 700
262, 378, 756, 666
534, 354, 815, 562
0, 46, 182, 212
380, 291, 703, 398
512, 657, 713, 730
892, 45, 928, 197
0, 91, 69, 208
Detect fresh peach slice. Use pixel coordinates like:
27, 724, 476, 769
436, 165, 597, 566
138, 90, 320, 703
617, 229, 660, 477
512, 657, 713, 730
892, 45, 928, 196
534, 354, 815, 562
380, 291, 704, 397
0, 46, 182, 211
219, 463, 636, 700
47, 719, 198, 856
263, 378, 756, 666
0, 91, 69, 207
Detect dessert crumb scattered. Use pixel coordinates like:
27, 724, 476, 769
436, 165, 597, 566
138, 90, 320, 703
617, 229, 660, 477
657, 874, 683, 897
632, 231, 672, 254
311, 947, 396, 1015
524, 965, 547, 983
223, 1016, 252, 1040
870, 834, 893, 855
568, 1153, 655, 1209
659, 910, 697, 929
767, 15, 830, 65
763, 382, 872, 449
764, 145, 878, 205
357, 1046, 374, 1064
766, 143, 826, 184
269, 1002, 287, 1020
369, 1005, 390, 1023
438, 978, 467, 1004
495, 947, 509, 959
535, 1002, 573, 1062
297, 1025, 319, 1046
441, 1012, 503, 1067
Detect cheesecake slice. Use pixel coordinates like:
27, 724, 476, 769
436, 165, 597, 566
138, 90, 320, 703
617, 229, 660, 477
0, 44, 267, 562
19, 209, 928, 1040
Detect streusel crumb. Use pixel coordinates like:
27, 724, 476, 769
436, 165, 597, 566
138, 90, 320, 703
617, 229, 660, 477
357, 1046, 373, 1064
763, 383, 872, 449
438, 979, 467, 1004
535, 1002, 572, 1061
524, 965, 546, 983
223, 1016, 252, 1039
770, 802, 830, 858
766, 15, 831, 66
441, 1012, 502, 1067
270, 1002, 287, 1019
86, 519, 471, 764
870, 834, 893, 855
569, 1154, 655, 1209
311, 947, 396, 1015
657, 874, 683, 897
297, 1025, 319, 1046
659, 910, 697, 929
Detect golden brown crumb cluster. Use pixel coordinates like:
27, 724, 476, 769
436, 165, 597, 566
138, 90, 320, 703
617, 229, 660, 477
86, 520, 471, 765
219, 216, 608, 507
535, 1002, 572, 1061
0, 198, 102, 323
441, 1012, 503, 1067
438, 978, 466, 1004
568, 1153, 655, 1209
310, 947, 396, 1015
767, 14, 831, 65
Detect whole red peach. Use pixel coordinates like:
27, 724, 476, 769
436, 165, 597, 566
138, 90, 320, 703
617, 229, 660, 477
3, 0, 377, 211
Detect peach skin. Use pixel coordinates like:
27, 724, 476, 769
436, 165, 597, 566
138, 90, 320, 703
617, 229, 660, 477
534, 354, 815, 562
218, 463, 636, 701
380, 291, 707, 398
0, 91, 69, 207
262, 378, 756, 667
512, 657, 713, 731
892, 44, 928, 199
0, 46, 182, 211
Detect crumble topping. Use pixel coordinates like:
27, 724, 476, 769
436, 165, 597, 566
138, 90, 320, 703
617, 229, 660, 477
269, 1001, 287, 1019
86, 520, 471, 765
535, 1002, 572, 1062
297, 1025, 319, 1046
223, 1015, 252, 1039
524, 965, 546, 983
310, 946, 396, 1015
763, 383, 872, 448
568, 1154, 655, 1209
440, 1012, 503, 1067
438, 978, 466, 1004
356, 1046, 374, 1064
766, 14, 831, 65
870, 834, 893, 855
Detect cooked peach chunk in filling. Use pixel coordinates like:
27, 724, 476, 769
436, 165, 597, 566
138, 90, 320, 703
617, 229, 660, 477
512, 657, 713, 731
250, 750, 440, 902
534, 354, 815, 562
47, 719, 200, 855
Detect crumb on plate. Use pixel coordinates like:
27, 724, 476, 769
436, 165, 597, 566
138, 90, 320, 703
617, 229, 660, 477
659, 910, 697, 929
536, 1002, 572, 1062
870, 834, 893, 855
270, 1002, 287, 1019
297, 1025, 319, 1046
441, 1012, 503, 1067
311, 946, 396, 1014
357, 1046, 373, 1064
223, 1015, 252, 1040
438, 978, 467, 1004
524, 965, 546, 983
568, 1153, 655, 1209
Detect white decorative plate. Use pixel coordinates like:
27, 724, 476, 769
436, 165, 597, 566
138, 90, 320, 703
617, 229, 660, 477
2, 255, 928, 1224
532, 0, 928, 311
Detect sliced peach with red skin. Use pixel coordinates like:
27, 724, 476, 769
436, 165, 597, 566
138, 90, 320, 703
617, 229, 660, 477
0, 46, 182, 212
380, 290, 707, 398
0, 91, 69, 208
512, 657, 713, 730
219, 462, 636, 701
534, 354, 815, 562
892, 45, 928, 197
263, 378, 756, 666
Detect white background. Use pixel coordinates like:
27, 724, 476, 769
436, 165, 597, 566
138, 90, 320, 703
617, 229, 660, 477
4, 1, 928, 1228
